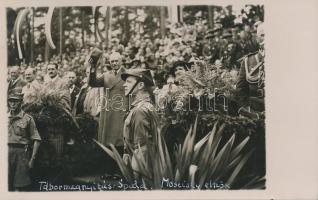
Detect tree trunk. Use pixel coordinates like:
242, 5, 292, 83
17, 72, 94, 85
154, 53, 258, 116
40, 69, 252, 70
59, 8, 63, 62
160, 7, 166, 38
208, 6, 214, 29
123, 7, 130, 46
45, 40, 50, 62
30, 8, 35, 66
81, 11, 85, 48
104, 6, 111, 48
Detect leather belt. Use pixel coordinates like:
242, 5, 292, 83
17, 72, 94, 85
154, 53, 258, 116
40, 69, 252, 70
8, 143, 27, 148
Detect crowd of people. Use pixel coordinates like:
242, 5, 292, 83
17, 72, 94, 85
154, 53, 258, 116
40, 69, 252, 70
7, 5, 265, 191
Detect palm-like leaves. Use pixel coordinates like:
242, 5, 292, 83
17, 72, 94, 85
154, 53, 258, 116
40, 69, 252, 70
95, 115, 264, 190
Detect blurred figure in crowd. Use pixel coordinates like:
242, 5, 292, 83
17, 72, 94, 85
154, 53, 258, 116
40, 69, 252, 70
22, 68, 42, 104
8, 66, 26, 95
43, 63, 71, 109
65, 71, 80, 109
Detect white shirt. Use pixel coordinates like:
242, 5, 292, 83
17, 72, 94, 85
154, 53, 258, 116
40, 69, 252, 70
69, 84, 75, 94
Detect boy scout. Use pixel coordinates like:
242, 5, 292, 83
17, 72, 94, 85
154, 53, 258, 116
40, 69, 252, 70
8, 91, 41, 191
121, 68, 159, 174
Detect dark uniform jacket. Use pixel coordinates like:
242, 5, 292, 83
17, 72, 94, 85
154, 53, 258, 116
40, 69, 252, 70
8, 77, 26, 95
123, 94, 159, 151
70, 85, 80, 109
236, 51, 265, 112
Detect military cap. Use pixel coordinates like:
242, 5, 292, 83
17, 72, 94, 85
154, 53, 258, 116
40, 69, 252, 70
254, 20, 262, 28
206, 29, 213, 34
129, 57, 141, 66
89, 48, 103, 65
143, 34, 150, 39
205, 33, 215, 39
121, 68, 155, 86
257, 22, 265, 36
8, 88, 23, 101
212, 27, 221, 33
168, 61, 189, 79
172, 60, 190, 73
173, 38, 183, 45
188, 56, 197, 64
222, 30, 232, 38
215, 19, 222, 24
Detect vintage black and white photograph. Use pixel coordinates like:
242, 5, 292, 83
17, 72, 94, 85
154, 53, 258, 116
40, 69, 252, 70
6, 3, 266, 192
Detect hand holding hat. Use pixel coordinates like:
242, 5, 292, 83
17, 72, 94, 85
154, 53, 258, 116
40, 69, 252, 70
88, 48, 103, 66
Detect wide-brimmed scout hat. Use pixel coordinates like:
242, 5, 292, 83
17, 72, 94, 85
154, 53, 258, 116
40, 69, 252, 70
121, 68, 155, 86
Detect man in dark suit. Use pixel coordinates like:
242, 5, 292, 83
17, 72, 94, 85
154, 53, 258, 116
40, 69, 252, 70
8, 66, 26, 95
88, 49, 128, 175
88, 49, 127, 143
66, 71, 80, 109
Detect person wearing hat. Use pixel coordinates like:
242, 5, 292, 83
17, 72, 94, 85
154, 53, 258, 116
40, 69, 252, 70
220, 29, 244, 69
238, 27, 259, 54
8, 89, 41, 191
206, 25, 223, 63
171, 60, 189, 81
235, 22, 265, 177
202, 30, 216, 63
129, 57, 142, 69
120, 68, 159, 175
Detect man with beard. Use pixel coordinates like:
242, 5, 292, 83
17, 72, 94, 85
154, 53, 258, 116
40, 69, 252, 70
8, 89, 41, 191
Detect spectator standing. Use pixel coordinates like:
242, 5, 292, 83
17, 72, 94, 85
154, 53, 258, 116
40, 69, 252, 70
8, 90, 41, 191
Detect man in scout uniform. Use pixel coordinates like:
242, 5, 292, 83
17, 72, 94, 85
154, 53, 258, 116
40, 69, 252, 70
8, 90, 41, 191
120, 68, 159, 175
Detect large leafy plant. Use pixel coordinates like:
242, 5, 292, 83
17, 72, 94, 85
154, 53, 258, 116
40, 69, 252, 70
22, 84, 79, 131
94, 116, 265, 190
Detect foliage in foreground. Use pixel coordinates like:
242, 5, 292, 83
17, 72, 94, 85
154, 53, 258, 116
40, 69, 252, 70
94, 116, 265, 190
